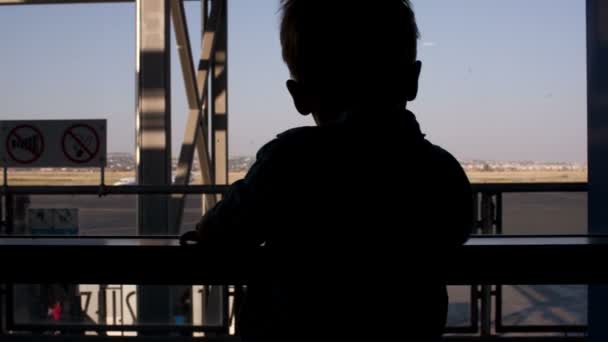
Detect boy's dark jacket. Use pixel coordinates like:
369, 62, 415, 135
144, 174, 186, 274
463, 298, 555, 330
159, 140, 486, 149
199, 108, 473, 341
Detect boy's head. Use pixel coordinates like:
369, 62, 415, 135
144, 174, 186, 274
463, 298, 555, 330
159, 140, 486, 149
280, 0, 422, 122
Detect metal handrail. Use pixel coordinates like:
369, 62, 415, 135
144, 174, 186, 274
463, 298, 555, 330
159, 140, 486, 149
0, 182, 588, 196
471, 182, 587, 193
0, 184, 229, 195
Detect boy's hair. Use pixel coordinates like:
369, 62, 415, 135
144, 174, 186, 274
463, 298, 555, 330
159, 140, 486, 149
280, 0, 420, 108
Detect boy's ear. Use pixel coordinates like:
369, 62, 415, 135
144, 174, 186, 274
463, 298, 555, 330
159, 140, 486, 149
406, 61, 422, 102
286, 80, 313, 116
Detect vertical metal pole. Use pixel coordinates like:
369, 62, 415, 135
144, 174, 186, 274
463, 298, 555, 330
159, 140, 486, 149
211, 0, 228, 196
494, 192, 503, 334
135, 0, 172, 329
100, 165, 105, 187
0, 283, 5, 335
112, 290, 117, 326
479, 193, 493, 336
494, 284, 503, 333
495, 193, 502, 235
204, 0, 229, 330
5, 193, 13, 235
0, 193, 3, 235
1, 168, 6, 234
136, 0, 172, 235
202, 0, 209, 130
480, 194, 494, 235
99, 285, 107, 325
470, 285, 479, 333
588, 1, 608, 341
201, 0, 211, 214
472, 192, 480, 234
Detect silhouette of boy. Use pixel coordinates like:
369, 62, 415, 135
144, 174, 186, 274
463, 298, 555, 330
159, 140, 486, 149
182, 1, 473, 340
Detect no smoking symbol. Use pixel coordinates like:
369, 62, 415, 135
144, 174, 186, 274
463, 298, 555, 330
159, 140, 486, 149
6, 124, 45, 164
62, 124, 100, 164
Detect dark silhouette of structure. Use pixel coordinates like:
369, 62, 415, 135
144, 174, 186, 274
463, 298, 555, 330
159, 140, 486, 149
181, 1, 473, 340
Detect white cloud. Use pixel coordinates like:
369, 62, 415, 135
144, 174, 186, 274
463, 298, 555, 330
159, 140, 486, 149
423, 41, 437, 47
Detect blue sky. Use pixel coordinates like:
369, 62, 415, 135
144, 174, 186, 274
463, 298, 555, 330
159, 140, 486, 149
0, 0, 587, 162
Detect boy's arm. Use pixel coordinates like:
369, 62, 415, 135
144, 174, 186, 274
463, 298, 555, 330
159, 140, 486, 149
181, 139, 288, 248
443, 164, 474, 246
432, 147, 474, 247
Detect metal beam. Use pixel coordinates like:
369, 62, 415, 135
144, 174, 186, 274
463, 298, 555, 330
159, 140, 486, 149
136, 0, 172, 235
200, 0, 211, 214
204, 2, 229, 327
135, 0, 172, 330
211, 0, 228, 200
169, 0, 222, 233
168, 1, 223, 330
587, 0, 608, 341
203, 0, 229, 324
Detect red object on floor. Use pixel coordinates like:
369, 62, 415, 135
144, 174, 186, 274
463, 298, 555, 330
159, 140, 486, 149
51, 303, 62, 321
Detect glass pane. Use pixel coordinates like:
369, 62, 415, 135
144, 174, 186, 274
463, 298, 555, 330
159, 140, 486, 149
447, 286, 472, 327
1, 194, 213, 236
502, 193, 587, 235
500, 285, 587, 327
2, 195, 136, 236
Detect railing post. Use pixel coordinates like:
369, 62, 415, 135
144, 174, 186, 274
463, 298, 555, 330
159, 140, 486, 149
0, 283, 5, 335
5, 194, 13, 235
0, 192, 3, 234
480, 193, 495, 235
479, 193, 494, 336
495, 193, 503, 234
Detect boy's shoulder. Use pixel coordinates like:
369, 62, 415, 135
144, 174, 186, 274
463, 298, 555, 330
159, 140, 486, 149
423, 141, 471, 191
426, 143, 461, 168
276, 126, 321, 140
424, 141, 467, 173
256, 126, 327, 159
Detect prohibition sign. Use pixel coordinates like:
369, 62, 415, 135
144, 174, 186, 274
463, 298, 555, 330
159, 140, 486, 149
6, 124, 45, 164
61, 124, 100, 164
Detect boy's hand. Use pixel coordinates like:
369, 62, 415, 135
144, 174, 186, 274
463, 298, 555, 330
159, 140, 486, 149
179, 230, 202, 246
179, 216, 208, 246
